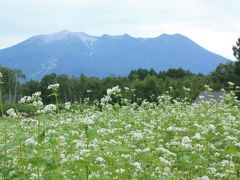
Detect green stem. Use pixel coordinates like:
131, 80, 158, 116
55, 94, 60, 114
0, 82, 4, 117
85, 126, 89, 180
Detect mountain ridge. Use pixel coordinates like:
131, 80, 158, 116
0, 30, 229, 79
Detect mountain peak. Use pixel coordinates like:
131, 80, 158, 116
41, 30, 97, 43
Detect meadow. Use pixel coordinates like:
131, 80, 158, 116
0, 85, 239, 179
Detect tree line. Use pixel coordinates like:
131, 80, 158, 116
0, 38, 239, 104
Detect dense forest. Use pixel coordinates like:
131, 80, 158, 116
0, 38, 239, 104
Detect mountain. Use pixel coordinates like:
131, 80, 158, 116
0, 30, 229, 79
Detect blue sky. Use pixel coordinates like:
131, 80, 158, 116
0, 0, 239, 59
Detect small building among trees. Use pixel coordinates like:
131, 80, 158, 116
194, 91, 227, 103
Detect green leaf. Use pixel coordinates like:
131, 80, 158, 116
47, 93, 58, 97
0, 156, 12, 163
0, 167, 14, 177
225, 146, 239, 155
26, 155, 57, 169
38, 130, 46, 143
87, 127, 97, 142
105, 146, 130, 153
2, 134, 29, 151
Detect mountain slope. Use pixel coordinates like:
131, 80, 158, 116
0, 30, 229, 79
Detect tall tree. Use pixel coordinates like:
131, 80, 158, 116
233, 38, 240, 84
13, 69, 25, 103
233, 38, 240, 61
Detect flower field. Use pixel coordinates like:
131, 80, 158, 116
0, 87, 240, 179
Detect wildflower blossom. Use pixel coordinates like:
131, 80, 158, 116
6, 108, 17, 118
25, 137, 36, 146
47, 83, 60, 91
65, 102, 71, 109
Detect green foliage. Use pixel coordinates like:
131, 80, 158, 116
3, 104, 38, 115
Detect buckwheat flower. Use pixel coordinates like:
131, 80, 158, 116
106, 86, 121, 96
42, 104, 57, 113
80, 117, 94, 127
100, 95, 112, 105
235, 142, 240, 148
200, 176, 209, 180
131, 131, 144, 141
79, 149, 90, 157
65, 102, 71, 109
132, 162, 142, 172
192, 133, 202, 140
0, 72, 2, 78
227, 82, 235, 86
30, 173, 38, 180
95, 157, 105, 164
207, 167, 217, 174
32, 91, 41, 97
33, 100, 43, 107
115, 168, 125, 174
25, 137, 36, 146
181, 136, 192, 149
6, 108, 17, 118
89, 172, 100, 179
159, 157, 171, 166
27, 96, 32, 103
47, 83, 60, 91
86, 89, 92, 93
183, 87, 191, 92
227, 115, 236, 121
204, 85, 212, 91
60, 153, 67, 164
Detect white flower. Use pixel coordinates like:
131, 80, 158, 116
65, 102, 71, 109
192, 133, 202, 140
183, 87, 191, 92
181, 136, 192, 149
42, 104, 57, 113
204, 85, 212, 91
25, 137, 36, 146
95, 157, 105, 164
227, 82, 235, 86
100, 95, 112, 105
115, 168, 125, 174
80, 116, 95, 126
32, 91, 41, 97
6, 108, 17, 118
86, 89, 92, 93
132, 162, 142, 171
47, 83, 60, 91
0, 72, 2, 78
159, 157, 171, 166
106, 86, 121, 96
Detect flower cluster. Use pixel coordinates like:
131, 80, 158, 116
18, 91, 43, 107
6, 108, 17, 118
106, 86, 121, 96
100, 86, 121, 105
65, 102, 71, 110
47, 83, 60, 92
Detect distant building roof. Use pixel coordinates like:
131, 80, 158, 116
194, 91, 227, 103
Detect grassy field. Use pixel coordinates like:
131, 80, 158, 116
0, 91, 240, 179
